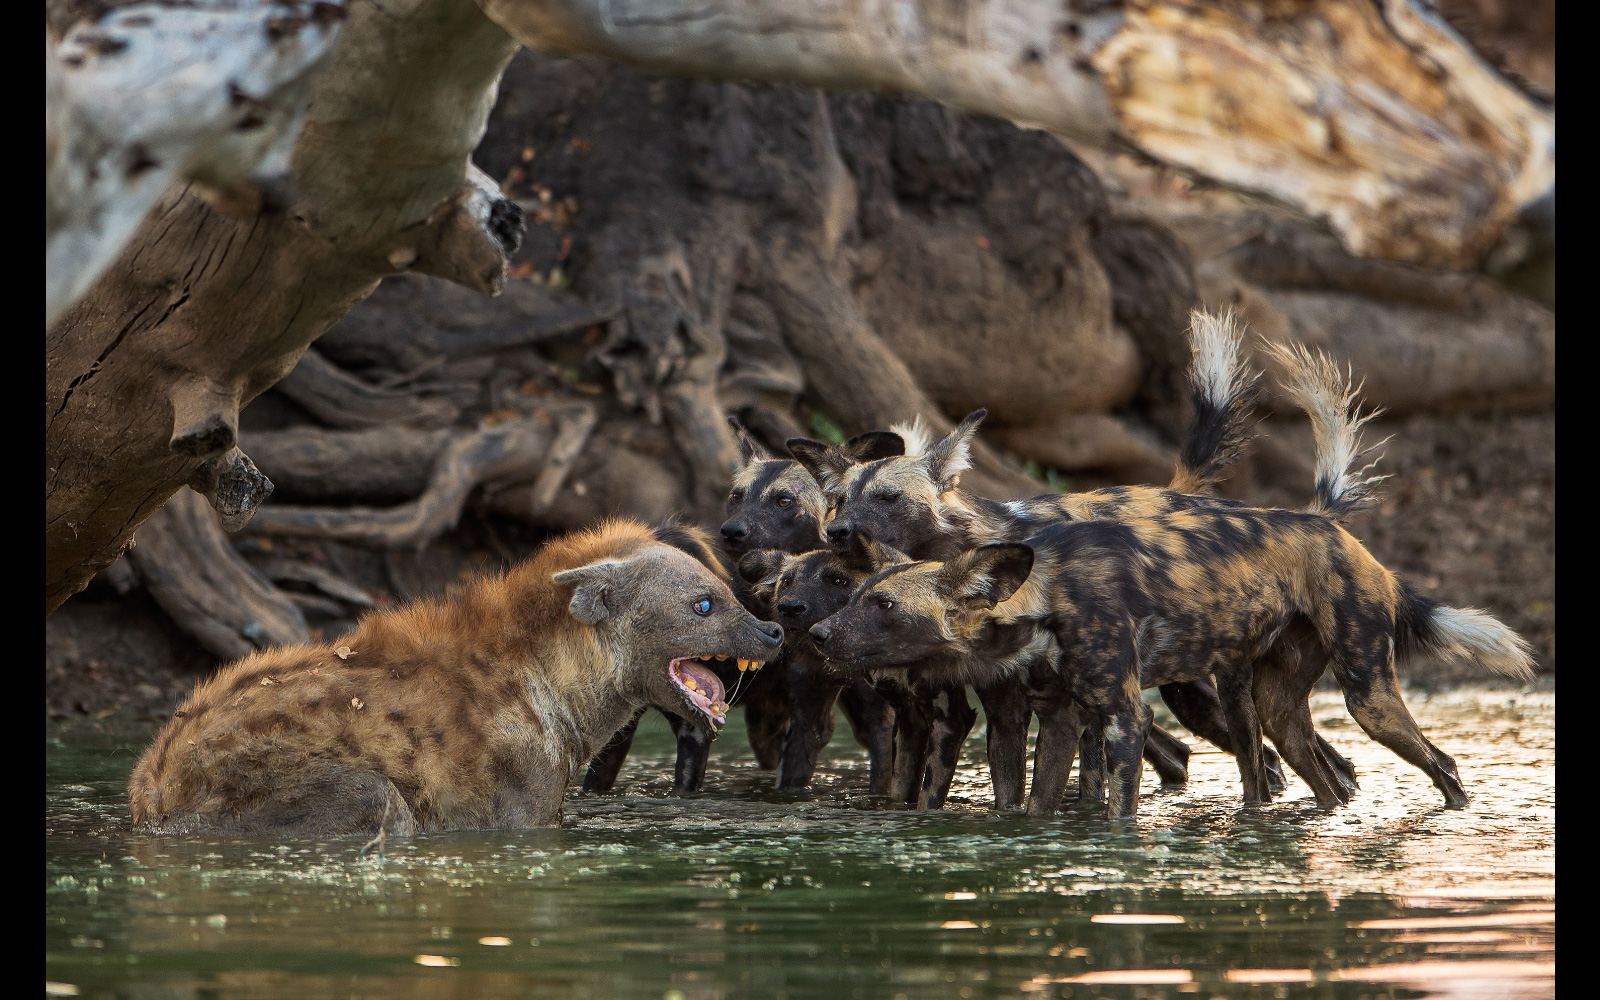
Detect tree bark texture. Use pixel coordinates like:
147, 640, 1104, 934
45, 0, 524, 612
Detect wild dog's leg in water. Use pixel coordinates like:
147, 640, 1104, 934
1025, 693, 1082, 816
664, 712, 712, 796
583, 708, 646, 794
1215, 667, 1274, 803
740, 663, 791, 771
874, 677, 931, 804
1159, 678, 1288, 791
1333, 645, 1468, 806
1078, 719, 1106, 806
1254, 637, 1356, 806
918, 680, 978, 810
839, 677, 896, 796
777, 653, 843, 789
1102, 696, 1152, 819
1141, 724, 1191, 785
974, 677, 1031, 810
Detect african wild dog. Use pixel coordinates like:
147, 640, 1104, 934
128, 519, 783, 835
722, 420, 898, 792
580, 521, 788, 797
742, 535, 1195, 807
811, 509, 1533, 818
788, 310, 1292, 810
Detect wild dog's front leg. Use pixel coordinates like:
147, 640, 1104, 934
1077, 719, 1106, 805
1026, 694, 1082, 816
740, 661, 792, 771
582, 708, 646, 794
839, 677, 896, 796
664, 712, 712, 796
872, 675, 930, 804
917, 681, 977, 810
1141, 725, 1191, 785
1101, 696, 1152, 819
777, 655, 843, 789
974, 677, 1030, 810
1214, 668, 1273, 803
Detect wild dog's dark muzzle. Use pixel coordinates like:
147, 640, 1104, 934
777, 599, 807, 618
720, 521, 747, 544
826, 521, 854, 544
808, 622, 832, 646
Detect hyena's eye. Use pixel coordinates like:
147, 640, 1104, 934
774, 494, 793, 508
693, 598, 713, 616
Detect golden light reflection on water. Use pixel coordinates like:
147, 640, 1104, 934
46, 684, 1554, 999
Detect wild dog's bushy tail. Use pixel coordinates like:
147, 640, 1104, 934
1395, 581, 1536, 680
1169, 309, 1261, 494
1259, 338, 1390, 518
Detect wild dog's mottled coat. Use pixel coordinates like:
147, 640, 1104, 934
129, 519, 783, 835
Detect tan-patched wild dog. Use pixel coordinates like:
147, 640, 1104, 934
786, 310, 1296, 809
810, 509, 1534, 819
128, 520, 784, 836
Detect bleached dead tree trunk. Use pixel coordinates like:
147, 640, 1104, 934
46, 0, 523, 611
479, 0, 1553, 270
45, 0, 1555, 611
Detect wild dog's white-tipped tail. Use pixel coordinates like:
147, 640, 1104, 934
1424, 606, 1538, 680
889, 415, 933, 459
1259, 338, 1389, 518
1396, 583, 1537, 680
1171, 309, 1260, 493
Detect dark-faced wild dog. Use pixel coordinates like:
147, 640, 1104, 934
788, 311, 1296, 809
580, 520, 791, 797
811, 511, 1534, 818
742, 536, 1196, 808
128, 520, 783, 835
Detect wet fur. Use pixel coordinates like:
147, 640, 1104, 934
129, 520, 783, 835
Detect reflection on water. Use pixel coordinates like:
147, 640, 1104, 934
46, 685, 1554, 999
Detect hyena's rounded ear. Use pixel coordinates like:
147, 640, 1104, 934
923, 409, 986, 491
842, 430, 905, 464
552, 560, 624, 624
736, 549, 786, 587
939, 542, 1033, 610
727, 416, 771, 465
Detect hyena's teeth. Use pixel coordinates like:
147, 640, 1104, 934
714, 654, 729, 661
685, 679, 700, 692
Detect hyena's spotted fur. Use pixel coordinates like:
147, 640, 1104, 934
129, 520, 784, 836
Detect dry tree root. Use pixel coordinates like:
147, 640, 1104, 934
272, 348, 460, 430
126, 488, 310, 661
247, 402, 597, 550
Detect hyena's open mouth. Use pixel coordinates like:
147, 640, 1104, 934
668, 656, 762, 729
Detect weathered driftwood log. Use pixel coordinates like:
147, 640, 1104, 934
126, 488, 309, 661
46, 0, 345, 325
479, 0, 1552, 270
45, 0, 524, 612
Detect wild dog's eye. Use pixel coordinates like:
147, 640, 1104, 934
728, 491, 745, 504
693, 598, 713, 616
827, 575, 849, 587
876, 596, 895, 611
774, 494, 793, 508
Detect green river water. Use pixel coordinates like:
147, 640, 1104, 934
45, 684, 1553, 999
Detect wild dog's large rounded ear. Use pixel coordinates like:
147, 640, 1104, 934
842, 430, 905, 464
736, 549, 787, 587
923, 409, 986, 492
728, 416, 771, 466
786, 437, 847, 495
552, 559, 624, 624
938, 542, 1033, 610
